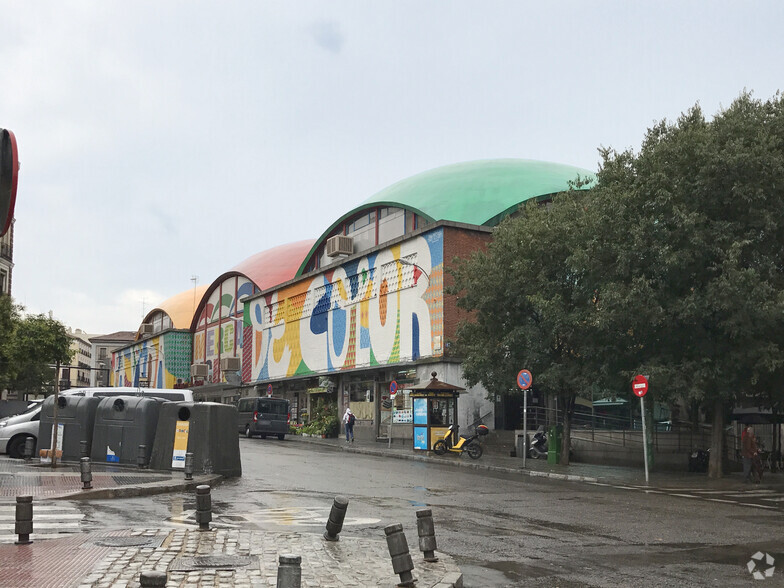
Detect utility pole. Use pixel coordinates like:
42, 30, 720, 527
51, 360, 60, 468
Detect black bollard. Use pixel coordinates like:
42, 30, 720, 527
323, 495, 349, 542
384, 523, 416, 587
79, 440, 88, 458
184, 452, 194, 481
276, 554, 302, 588
139, 570, 167, 587
195, 484, 212, 531
416, 509, 439, 562
137, 444, 147, 469
24, 437, 35, 463
14, 496, 33, 545
80, 457, 92, 490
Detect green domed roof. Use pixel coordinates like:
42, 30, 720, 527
359, 158, 594, 226
297, 159, 594, 276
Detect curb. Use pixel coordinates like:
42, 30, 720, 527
293, 437, 600, 484
50, 474, 224, 500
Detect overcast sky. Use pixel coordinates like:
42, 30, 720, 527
2, 2, 782, 335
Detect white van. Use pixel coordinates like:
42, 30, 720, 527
74, 387, 194, 402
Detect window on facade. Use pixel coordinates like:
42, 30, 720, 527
378, 207, 405, 244
0, 270, 6, 294
348, 381, 374, 403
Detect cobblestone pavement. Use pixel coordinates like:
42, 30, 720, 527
0, 527, 463, 588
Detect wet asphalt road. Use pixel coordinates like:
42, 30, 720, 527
74, 438, 784, 587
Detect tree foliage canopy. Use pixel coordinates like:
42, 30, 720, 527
451, 92, 784, 473
0, 298, 73, 397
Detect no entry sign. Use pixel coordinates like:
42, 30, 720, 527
632, 375, 648, 397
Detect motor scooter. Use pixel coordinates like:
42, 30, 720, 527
528, 428, 548, 459
433, 424, 488, 459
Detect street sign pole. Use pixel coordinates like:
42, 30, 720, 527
523, 389, 528, 470
632, 374, 650, 484
640, 395, 649, 484
517, 370, 532, 469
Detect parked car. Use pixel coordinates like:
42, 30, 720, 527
237, 396, 290, 440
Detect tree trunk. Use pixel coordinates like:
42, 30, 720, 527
561, 393, 576, 465
708, 397, 724, 479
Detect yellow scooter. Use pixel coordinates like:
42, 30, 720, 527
433, 424, 488, 459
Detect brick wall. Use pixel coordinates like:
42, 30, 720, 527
442, 225, 492, 347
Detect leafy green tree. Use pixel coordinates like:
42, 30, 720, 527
452, 180, 599, 465
0, 295, 22, 391
5, 312, 73, 399
584, 92, 784, 477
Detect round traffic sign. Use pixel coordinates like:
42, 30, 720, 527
632, 375, 648, 397
267, 383, 273, 396
517, 370, 532, 390
390, 380, 398, 394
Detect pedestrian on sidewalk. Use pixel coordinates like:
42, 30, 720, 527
343, 407, 355, 443
742, 425, 759, 483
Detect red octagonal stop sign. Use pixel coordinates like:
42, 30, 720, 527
632, 374, 648, 397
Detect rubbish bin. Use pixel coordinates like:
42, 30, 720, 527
39, 395, 101, 461
91, 396, 162, 465
514, 430, 529, 460
148, 402, 241, 478
547, 425, 562, 465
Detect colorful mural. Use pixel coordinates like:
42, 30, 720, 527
250, 228, 444, 380
112, 332, 192, 388
192, 275, 255, 383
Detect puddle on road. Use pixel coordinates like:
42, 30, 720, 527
459, 558, 553, 587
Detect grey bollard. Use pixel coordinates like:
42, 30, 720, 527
80, 457, 93, 490
14, 495, 33, 545
24, 437, 35, 463
139, 570, 167, 587
276, 554, 302, 588
195, 484, 212, 531
137, 444, 147, 469
323, 495, 349, 542
184, 452, 194, 481
416, 509, 439, 562
80, 440, 88, 458
384, 523, 416, 587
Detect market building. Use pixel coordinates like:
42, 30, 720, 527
111, 159, 593, 443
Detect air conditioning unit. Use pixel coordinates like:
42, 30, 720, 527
325, 235, 353, 257
140, 323, 154, 335
191, 363, 209, 378
220, 357, 241, 371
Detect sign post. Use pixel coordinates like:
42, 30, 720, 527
517, 370, 533, 469
388, 381, 399, 448
632, 375, 649, 483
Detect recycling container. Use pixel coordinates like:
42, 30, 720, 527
91, 396, 162, 465
149, 402, 241, 478
39, 395, 101, 461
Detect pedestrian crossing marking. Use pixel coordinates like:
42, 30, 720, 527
0, 502, 85, 544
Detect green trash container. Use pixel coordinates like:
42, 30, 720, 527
547, 425, 562, 464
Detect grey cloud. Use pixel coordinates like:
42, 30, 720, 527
310, 20, 344, 54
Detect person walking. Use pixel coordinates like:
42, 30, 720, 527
742, 425, 759, 483
343, 407, 355, 443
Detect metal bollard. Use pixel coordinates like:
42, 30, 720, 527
139, 570, 168, 587
323, 495, 349, 541
195, 484, 212, 531
184, 452, 194, 481
24, 437, 35, 463
137, 444, 147, 469
14, 495, 33, 545
384, 523, 416, 587
276, 553, 302, 588
79, 440, 88, 458
416, 508, 439, 562
80, 457, 93, 490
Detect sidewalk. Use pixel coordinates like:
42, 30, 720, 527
288, 433, 784, 491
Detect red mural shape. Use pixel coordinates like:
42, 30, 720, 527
379, 278, 388, 326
